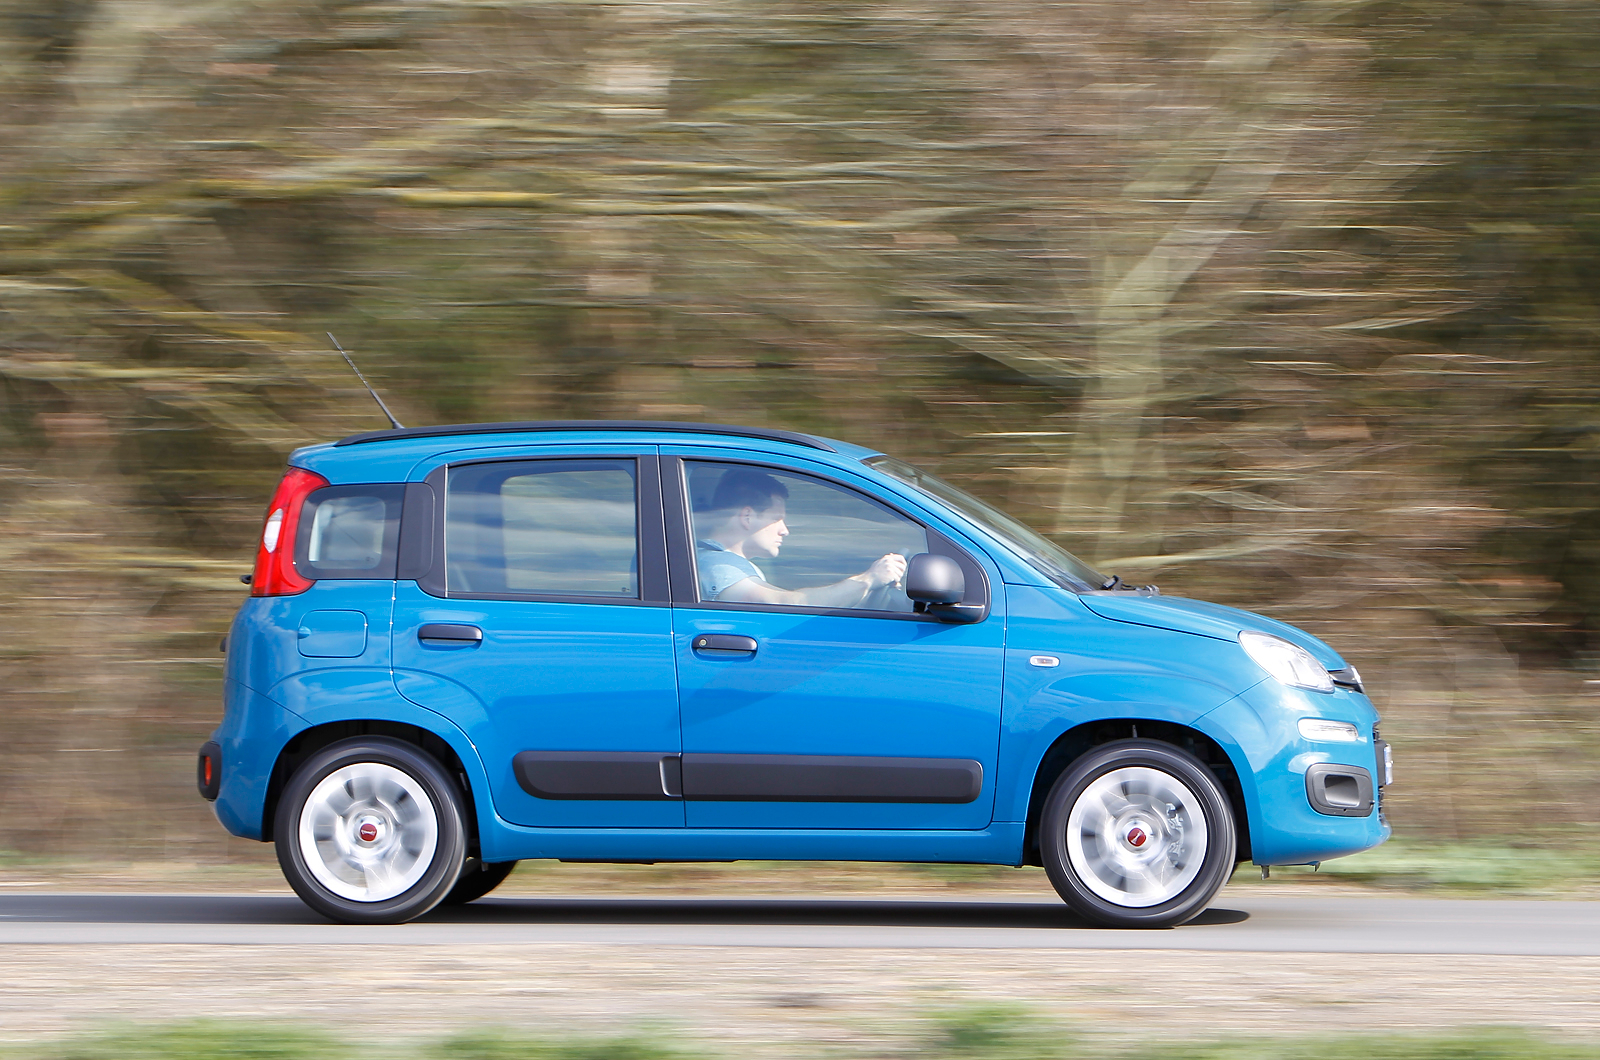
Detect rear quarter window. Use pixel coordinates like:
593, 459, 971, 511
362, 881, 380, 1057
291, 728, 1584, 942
294, 484, 404, 579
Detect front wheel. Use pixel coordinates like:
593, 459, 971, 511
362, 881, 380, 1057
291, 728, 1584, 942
1040, 740, 1236, 928
275, 737, 467, 924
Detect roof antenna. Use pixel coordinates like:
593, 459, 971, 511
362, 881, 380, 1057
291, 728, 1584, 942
327, 332, 403, 429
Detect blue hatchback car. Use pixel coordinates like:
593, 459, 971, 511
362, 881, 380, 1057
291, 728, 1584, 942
200, 420, 1390, 926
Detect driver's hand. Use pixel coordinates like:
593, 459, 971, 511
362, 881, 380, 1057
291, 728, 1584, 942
865, 553, 907, 588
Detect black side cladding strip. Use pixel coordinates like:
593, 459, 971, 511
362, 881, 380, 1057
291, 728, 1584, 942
682, 753, 983, 804
514, 751, 678, 800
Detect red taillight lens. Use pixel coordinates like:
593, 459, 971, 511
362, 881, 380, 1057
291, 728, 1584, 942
250, 467, 329, 597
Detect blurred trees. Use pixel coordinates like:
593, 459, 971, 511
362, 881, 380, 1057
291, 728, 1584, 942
0, 0, 1596, 858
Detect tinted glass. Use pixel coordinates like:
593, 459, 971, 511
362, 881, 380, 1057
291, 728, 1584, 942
686, 461, 926, 611
295, 484, 403, 579
446, 460, 638, 598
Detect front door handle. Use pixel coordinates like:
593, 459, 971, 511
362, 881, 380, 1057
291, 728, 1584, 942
692, 634, 758, 655
418, 623, 483, 643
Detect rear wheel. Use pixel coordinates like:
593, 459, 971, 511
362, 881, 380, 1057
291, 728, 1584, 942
1040, 740, 1236, 928
275, 737, 466, 924
442, 858, 517, 905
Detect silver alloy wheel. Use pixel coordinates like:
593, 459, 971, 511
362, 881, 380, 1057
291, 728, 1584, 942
1065, 765, 1208, 908
297, 762, 439, 902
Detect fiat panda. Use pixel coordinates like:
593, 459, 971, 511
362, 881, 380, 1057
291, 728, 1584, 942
199, 420, 1390, 927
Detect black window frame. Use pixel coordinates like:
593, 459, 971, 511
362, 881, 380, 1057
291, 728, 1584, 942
293, 483, 405, 581
411, 454, 669, 606
661, 455, 989, 623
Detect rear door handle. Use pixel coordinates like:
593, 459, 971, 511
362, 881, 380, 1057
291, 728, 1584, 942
692, 634, 758, 655
418, 623, 483, 643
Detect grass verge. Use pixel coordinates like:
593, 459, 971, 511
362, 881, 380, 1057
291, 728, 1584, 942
8, 1012, 1599, 1060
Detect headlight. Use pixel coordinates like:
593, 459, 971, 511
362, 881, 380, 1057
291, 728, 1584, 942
1298, 718, 1360, 742
1239, 631, 1334, 693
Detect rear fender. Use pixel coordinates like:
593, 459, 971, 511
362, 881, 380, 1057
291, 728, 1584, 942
257, 669, 502, 858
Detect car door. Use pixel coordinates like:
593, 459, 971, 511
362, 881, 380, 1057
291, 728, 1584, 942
663, 451, 1005, 830
390, 447, 683, 829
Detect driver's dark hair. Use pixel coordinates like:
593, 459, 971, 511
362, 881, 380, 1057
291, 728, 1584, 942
709, 468, 789, 513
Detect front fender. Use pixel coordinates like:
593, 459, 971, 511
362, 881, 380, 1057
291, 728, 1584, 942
997, 666, 1245, 823
997, 585, 1255, 824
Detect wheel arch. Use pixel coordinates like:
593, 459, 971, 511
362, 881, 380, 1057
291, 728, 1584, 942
263, 720, 483, 856
1020, 718, 1251, 867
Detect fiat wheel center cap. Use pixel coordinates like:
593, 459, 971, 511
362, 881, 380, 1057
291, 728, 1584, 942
1127, 825, 1148, 848
358, 820, 380, 843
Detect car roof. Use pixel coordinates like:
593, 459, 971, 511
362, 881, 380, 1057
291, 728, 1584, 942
334, 419, 839, 453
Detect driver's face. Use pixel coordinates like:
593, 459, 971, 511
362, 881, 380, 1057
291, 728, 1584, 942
745, 497, 789, 558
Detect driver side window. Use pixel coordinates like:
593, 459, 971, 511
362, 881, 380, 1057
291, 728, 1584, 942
685, 461, 928, 611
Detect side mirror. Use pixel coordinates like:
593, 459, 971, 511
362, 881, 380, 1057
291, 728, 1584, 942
905, 553, 964, 605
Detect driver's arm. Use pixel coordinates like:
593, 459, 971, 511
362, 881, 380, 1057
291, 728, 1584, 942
718, 553, 907, 608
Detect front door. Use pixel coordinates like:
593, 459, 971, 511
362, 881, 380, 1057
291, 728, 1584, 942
664, 453, 1005, 830
391, 450, 683, 828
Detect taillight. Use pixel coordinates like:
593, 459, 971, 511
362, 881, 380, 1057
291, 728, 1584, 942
250, 467, 329, 596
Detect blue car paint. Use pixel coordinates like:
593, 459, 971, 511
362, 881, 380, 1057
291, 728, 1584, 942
664, 442, 1009, 831
476, 823, 1028, 865
995, 585, 1268, 823
1196, 678, 1385, 865
390, 584, 686, 830
675, 607, 1004, 830
1078, 593, 1348, 669
210, 423, 1391, 870
210, 681, 309, 839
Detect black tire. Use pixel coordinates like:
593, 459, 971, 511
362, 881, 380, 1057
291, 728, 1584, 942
274, 737, 467, 925
1040, 739, 1236, 928
442, 858, 517, 905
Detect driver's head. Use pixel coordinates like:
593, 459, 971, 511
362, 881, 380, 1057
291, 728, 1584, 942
707, 469, 790, 558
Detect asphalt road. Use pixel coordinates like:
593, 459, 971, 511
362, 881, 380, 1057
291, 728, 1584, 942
0, 892, 1596, 954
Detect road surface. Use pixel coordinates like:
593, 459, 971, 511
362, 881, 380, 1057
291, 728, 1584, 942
1, 892, 1596, 954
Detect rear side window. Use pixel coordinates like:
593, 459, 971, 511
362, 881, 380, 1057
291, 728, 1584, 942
445, 459, 639, 599
294, 484, 404, 579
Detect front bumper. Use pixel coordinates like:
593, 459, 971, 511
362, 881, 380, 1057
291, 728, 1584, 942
1201, 679, 1391, 866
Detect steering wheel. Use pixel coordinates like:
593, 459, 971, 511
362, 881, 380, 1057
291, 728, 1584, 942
861, 552, 915, 612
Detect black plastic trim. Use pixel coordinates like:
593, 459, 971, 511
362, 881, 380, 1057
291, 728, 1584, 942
417, 465, 448, 597
395, 482, 436, 581
660, 755, 683, 798
661, 456, 699, 604
417, 623, 482, 642
336, 419, 837, 453
691, 634, 759, 654
682, 753, 983, 804
1305, 763, 1374, 817
1329, 667, 1365, 693
514, 751, 682, 801
197, 741, 222, 801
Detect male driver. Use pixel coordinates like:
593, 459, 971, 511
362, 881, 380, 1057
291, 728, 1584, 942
696, 468, 907, 607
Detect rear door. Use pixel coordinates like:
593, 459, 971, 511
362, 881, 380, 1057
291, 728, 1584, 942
390, 447, 683, 828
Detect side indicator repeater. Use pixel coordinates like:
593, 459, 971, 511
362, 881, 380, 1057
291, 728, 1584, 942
1029, 655, 1060, 668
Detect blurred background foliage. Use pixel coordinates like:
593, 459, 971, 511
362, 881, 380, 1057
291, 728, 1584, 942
0, 0, 1596, 861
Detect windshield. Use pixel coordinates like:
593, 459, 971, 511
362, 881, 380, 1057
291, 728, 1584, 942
865, 455, 1104, 591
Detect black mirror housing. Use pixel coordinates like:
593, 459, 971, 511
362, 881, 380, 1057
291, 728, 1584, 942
906, 552, 965, 605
